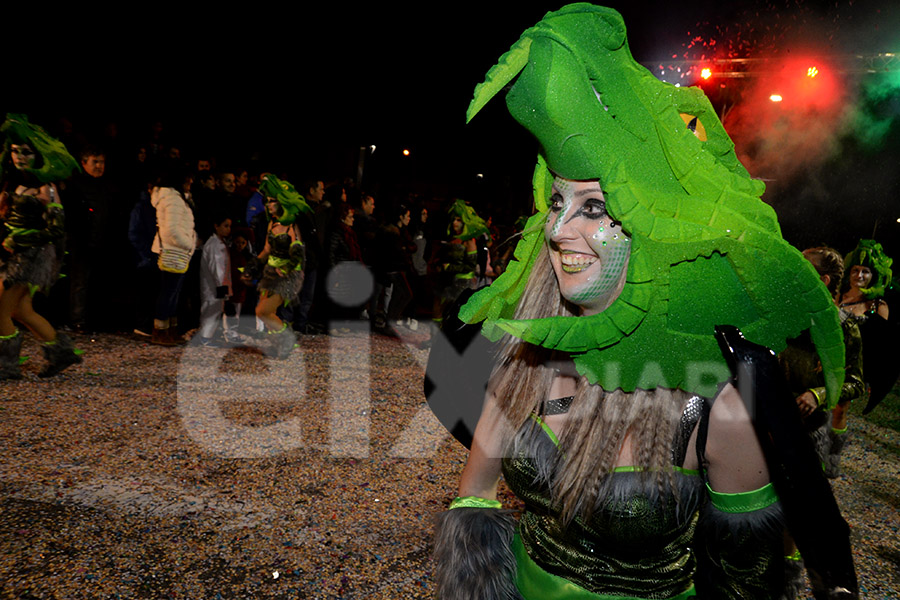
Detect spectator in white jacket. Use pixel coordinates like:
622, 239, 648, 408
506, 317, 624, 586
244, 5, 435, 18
198, 213, 232, 345
150, 162, 198, 346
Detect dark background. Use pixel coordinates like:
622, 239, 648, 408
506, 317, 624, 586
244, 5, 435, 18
5, 1, 899, 257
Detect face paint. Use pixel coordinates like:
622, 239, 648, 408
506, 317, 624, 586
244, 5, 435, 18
545, 177, 630, 315
548, 177, 574, 238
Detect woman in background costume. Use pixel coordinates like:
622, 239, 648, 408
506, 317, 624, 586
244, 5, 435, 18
0, 114, 81, 380
838, 239, 897, 414
432, 5, 857, 599
246, 174, 308, 359
778, 247, 865, 598
437, 199, 488, 319
781, 247, 866, 480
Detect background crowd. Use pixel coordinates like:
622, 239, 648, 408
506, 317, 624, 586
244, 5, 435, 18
25, 118, 523, 347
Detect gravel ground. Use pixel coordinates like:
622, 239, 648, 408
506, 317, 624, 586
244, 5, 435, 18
1, 330, 898, 599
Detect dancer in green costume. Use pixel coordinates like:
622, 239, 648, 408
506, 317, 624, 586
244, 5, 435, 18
247, 175, 310, 358
0, 114, 82, 380
433, 5, 856, 599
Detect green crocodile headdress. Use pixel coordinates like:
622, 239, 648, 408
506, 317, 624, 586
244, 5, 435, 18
459, 3, 845, 405
447, 198, 490, 241
0, 113, 79, 184
258, 174, 312, 226
843, 239, 892, 300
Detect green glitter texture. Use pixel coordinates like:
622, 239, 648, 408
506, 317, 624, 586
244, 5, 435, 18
458, 4, 844, 404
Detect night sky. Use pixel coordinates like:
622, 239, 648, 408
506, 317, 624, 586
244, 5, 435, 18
5, 1, 899, 257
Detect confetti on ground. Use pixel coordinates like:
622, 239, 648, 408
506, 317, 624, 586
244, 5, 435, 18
1, 330, 898, 598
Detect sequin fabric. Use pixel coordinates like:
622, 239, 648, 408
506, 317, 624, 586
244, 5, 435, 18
502, 411, 704, 598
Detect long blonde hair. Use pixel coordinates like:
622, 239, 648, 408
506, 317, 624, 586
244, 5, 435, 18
489, 243, 690, 523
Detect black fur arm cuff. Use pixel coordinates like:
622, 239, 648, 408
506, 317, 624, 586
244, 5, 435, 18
433, 507, 523, 600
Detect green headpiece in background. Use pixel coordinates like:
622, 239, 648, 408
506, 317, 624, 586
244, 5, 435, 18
459, 3, 845, 405
447, 199, 490, 241
844, 239, 893, 300
258, 174, 312, 226
0, 113, 79, 184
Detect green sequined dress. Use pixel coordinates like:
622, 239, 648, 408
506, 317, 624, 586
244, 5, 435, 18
502, 402, 704, 599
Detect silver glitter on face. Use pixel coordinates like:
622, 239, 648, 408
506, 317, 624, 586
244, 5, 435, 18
546, 177, 631, 314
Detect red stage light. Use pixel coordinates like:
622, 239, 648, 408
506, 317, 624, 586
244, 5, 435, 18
768, 57, 840, 111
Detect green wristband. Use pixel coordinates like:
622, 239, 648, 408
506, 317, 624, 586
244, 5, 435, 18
449, 496, 502, 510
808, 388, 824, 406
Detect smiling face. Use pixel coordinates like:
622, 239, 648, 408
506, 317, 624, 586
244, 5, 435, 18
849, 265, 873, 290
545, 177, 630, 316
220, 173, 236, 194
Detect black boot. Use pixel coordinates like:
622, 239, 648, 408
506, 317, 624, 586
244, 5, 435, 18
38, 333, 83, 378
0, 330, 23, 381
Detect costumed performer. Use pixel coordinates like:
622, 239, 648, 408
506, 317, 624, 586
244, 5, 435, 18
781, 247, 866, 480
837, 239, 897, 414
779, 246, 865, 598
246, 174, 308, 359
431, 5, 857, 600
438, 199, 489, 319
0, 114, 82, 380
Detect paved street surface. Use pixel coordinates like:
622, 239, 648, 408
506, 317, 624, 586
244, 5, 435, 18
1, 331, 898, 599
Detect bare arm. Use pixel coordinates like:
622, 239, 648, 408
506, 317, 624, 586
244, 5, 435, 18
705, 382, 770, 493
257, 222, 272, 261
876, 300, 889, 320
457, 391, 509, 500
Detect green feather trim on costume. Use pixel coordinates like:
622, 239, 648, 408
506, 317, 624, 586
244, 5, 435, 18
459, 4, 844, 404
257, 175, 312, 225
446, 199, 490, 241
843, 239, 892, 300
1, 114, 79, 184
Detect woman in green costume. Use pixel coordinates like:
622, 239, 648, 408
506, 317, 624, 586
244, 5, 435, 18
837, 239, 897, 414
433, 5, 856, 600
0, 114, 82, 380
247, 174, 309, 358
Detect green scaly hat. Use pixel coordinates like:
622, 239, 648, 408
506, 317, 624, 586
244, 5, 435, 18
258, 174, 312, 225
459, 4, 844, 405
1, 113, 79, 184
844, 239, 892, 300
447, 199, 490, 241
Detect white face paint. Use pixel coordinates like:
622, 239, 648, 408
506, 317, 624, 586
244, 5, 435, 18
545, 177, 630, 316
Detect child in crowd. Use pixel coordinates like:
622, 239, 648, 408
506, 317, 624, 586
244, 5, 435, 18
198, 213, 232, 345
225, 227, 255, 340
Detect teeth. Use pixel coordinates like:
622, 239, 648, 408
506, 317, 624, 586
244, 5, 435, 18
560, 253, 596, 272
